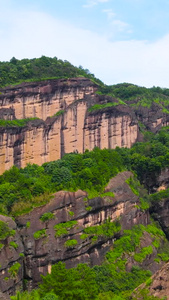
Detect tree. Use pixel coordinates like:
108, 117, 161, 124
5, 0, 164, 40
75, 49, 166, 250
39, 262, 98, 300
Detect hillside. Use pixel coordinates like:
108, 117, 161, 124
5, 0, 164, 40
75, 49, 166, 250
0, 56, 103, 88
1, 57, 169, 299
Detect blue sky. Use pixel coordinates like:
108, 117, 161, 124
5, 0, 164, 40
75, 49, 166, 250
1, 0, 169, 87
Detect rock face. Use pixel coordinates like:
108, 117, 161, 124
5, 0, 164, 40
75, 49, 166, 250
0, 172, 149, 294
0, 78, 169, 174
135, 261, 169, 300
0, 78, 96, 120
0, 78, 140, 175
0, 215, 24, 295
150, 196, 169, 239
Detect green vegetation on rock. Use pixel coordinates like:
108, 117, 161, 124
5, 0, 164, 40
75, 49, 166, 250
40, 212, 54, 223
83, 219, 121, 240
54, 220, 78, 237
9, 241, 18, 249
33, 229, 47, 240
64, 239, 78, 248
8, 262, 21, 278
0, 118, 39, 127
0, 220, 15, 240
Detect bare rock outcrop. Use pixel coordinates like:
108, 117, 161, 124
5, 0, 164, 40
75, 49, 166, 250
0, 78, 97, 120
0, 79, 139, 174
134, 261, 169, 299
0, 215, 24, 295
0, 78, 169, 174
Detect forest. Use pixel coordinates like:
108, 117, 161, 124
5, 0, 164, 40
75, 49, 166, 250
0, 128, 169, 299
0, 56, 102, 88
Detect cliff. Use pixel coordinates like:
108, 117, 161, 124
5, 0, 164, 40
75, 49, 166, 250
0, 78, 169, 174
0, 171, 150, 294
0, 78, 140, 174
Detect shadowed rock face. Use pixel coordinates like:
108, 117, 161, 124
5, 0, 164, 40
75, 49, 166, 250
150, 197, 169, 239
0, 215, 24, 295
0, 172, 149, 294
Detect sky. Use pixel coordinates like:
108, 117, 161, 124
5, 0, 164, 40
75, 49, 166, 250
0, 0, 169, 87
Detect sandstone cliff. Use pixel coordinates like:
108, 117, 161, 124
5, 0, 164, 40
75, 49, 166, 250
0, 78, 169, 174
0, 78, 140, 174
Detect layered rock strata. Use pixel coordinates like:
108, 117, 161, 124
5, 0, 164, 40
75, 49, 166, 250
0, 78, 168, 174
0, 79, 139, 174
0, 78, 97, 120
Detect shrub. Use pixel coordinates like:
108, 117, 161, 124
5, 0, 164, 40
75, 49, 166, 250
40, 212, 54, 222
26, 221, 30, 228
33, 229, 47, 240
84, 219, 121, 239
64, 239, 78, 248
8, 262, 21, 278
19, 253, 24, 257
54, 221, 77, 237
134, 246, 153, 263
0, 221, 15, 240
9, 241, 18, 249
0, 243, 4, 251
68, 211, 74, 217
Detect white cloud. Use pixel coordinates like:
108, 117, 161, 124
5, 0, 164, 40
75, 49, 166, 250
103, 9, 116, 19
111, 19, 130, 32
103, 8, 132, 35
83, 0, 109, 8
0, 7, 169, 87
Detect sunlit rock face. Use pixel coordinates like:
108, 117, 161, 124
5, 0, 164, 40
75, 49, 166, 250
0, 78, 140, 174
0, 78, 96, 120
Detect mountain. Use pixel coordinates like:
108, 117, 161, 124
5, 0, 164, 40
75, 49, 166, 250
1, 57, 169, 299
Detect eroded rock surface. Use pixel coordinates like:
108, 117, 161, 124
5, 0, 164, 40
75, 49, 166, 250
0, 78, 139, 175
0, 172, 149, 294
0, 78, 169, 174
134, 261, 169, 300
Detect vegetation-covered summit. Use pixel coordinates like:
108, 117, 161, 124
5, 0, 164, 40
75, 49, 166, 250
1, 56, 169, 117
0, 56, 102, 88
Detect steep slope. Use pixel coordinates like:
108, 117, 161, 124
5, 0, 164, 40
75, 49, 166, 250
0, 78, 139, 174
0, 171, 149, 294
134, 262, 169, 299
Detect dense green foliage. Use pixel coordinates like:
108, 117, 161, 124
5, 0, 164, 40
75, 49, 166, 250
1, 126, 169, 215
0, 56, 103, 87
99, 82, 169, 106
0, 148, 124, 216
